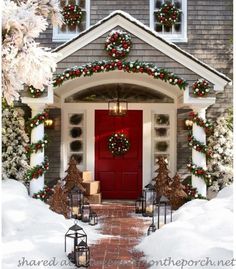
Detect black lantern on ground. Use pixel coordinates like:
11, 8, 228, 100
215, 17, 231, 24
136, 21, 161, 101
81, 203, 91, 223
154, 195, 172, 229
147, 218, 156, 236
75, 240, 90, 268
65, 223, 87, 264
69, 186, 84, 219
135, 196, 145, 214
89, 212, 98, 226
142, 183, 156, 217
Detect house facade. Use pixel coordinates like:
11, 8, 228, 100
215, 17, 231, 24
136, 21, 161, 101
23, 0, 232, 199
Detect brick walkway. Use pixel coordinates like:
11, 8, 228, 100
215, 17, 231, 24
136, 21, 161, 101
90, 203, 150, 269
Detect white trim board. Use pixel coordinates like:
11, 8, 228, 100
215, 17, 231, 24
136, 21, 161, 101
54, 11, 230, 92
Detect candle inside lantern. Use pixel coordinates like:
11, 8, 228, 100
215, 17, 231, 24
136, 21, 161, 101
146, 205, 153, 214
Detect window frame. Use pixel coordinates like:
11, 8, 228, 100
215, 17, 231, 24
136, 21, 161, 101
53, 0, 90, 42
149, 0, 187, 43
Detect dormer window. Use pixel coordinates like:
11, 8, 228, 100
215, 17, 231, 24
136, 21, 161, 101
53, 0, 90, 42
150, 0, 187, 42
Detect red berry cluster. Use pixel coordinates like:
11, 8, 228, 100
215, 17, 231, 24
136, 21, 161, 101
192, 79, 210, 97
25, 135, 48, 156
187, 163, 211, 185
187, 134, 213, 159
26, 157, 49, 181
156, 2, 181, 27
28, 112, 49, 130
28, 86, 45, 98
188, 112, 213, 135
32, 186, 53, 202
62, 5, 83, 26
53, 60, 187, 90
105, 30, 132, 59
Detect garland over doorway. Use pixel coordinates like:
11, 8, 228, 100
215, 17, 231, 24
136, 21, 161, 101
53, 59, 188, 90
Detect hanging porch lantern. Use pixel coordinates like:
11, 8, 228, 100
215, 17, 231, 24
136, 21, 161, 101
69, 186, 84, 220
89, 212, 98, 226
108, 98, 128, 116
81, 203, 91, 223
142, 183, 156, 217
135, 196, 145, 214
75, 240, 90, 268
154, 195, 172, 229
65, 222, 87, 264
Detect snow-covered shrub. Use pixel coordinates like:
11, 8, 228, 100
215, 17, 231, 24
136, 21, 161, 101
2, 0, 63, 105
2, 107, 30, 181
207, 109, 233, 192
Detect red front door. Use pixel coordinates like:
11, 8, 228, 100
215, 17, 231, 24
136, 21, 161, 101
95, 110, 143, 199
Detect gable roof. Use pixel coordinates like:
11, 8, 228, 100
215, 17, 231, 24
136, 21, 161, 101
53, 10, 231, 91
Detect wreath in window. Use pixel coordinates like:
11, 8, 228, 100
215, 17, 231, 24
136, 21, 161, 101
105, 30, 132, 59
156, 2, 181, 27
108, 133, 130, 156
62, 4, 83, 26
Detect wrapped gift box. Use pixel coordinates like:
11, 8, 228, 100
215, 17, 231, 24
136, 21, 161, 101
86, 193, 102, 204
82, 171, 93, 182
82, 181, 100, 195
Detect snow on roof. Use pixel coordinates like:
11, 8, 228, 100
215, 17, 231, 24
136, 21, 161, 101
53, 10, 231, 83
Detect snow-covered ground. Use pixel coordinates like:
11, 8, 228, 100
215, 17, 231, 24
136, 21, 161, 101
137, 185, 234, 269
2, 179, 107, 269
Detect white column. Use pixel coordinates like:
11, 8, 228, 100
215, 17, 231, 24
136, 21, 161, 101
191, 107, 207, 196
29, 104, 45, 196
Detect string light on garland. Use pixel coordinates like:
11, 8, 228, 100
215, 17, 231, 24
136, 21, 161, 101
28, 111, 49, 130
53, 60, 187, 90
187, 134, 213, 159
187, 162, 212, 186
28, 86, 45, 98
32, 186, 53, 202
105, 30, 132, 59
25, 135, 48, 157
26, 157, 49, 181
156, 2, 181, 27
62, 5, 83, 26
108, 133, 130, 156
184, 184, 207, 201
192, 79, 210, 97
188, 112, 213, 135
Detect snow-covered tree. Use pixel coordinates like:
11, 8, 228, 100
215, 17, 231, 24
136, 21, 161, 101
2, 107, 30, 181
208, 109, 233, 192
2, 0, 63, 105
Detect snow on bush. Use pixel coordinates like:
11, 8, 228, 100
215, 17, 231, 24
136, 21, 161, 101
137, 185, 234, 269
2, 179, 106, 269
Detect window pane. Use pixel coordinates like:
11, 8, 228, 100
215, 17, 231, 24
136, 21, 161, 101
174, 23, 181, 32
68, 0, 76, 5
79, 0, 86, 8
164, 25, 172, 33
155, 24, 163, 32
174, 0, 181, 9
155, 0, 162, 8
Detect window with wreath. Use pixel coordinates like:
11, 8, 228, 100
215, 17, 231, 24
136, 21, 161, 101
53, 0, 90, 42
150, 0, 187, 42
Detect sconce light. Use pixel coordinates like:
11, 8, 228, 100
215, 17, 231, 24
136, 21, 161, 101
45, 118, 54, 129
184, 119, 193, 130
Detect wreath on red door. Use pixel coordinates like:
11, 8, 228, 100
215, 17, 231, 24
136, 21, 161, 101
108, 133, 130, 156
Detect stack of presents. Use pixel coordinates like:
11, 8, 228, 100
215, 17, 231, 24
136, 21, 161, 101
81, 171, 102, 204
